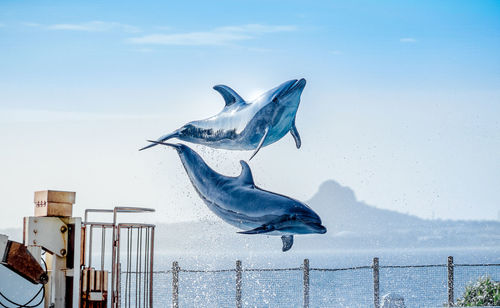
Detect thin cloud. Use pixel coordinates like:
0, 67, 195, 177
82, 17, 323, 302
21, 22, 41, 27
128, 24, 296, 46
134, 48, 155, 53
0, 110, 166, 123
46, 21, 140, 33
400, 37, 417, 43
215, 24, 296, 34
153, 26, 172, 31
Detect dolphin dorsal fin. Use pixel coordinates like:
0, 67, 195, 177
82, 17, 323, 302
237, 160, 254, 186
213, 85, 245, 107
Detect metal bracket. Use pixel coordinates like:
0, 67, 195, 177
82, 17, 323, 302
0, 234, 8, 261
24, 216, 68, 257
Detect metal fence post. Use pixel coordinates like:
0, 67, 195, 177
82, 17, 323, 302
172, 261, 179, 308
303, 258, 310, 308
448, 256, 454, 307
373, 257, 380, 308
236, 260, 242, 308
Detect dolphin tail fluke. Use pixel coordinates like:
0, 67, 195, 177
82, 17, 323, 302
281, 235, 294, 252
237, 224, 274, 234
249, 126, 269, 161
139, 132, 180, 151
290, 120, 301, 149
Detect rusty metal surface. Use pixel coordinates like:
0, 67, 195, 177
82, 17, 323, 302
34, 190, 75, 218
81, 267, 108, 306
35, 201, 73, 217
34, 190, 76, 204
2, 240, 47, 284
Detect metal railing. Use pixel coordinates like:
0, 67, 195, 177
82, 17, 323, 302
151, 257, 500, 307
84, 207, 155, 308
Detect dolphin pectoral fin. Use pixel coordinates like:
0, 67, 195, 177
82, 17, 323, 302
290, 121, 301, 149
281, 235, 294, 252
139, 132, 180, 151
249, 126, 269, 161
237, 224, 274, 235
213, 85, 245, 107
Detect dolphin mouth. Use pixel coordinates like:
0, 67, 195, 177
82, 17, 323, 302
277, 78, 306, 99
307, 222, 327, 234
295, 217, 327, 234
317, 225, 327, 234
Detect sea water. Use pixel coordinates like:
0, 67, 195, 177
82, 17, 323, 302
150, 247, 500, 307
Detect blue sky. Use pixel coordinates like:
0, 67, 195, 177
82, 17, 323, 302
0, 0, 499, 227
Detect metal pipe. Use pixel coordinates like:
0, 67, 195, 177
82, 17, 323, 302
111, 224, 117, 307
236, 260, 242, 308
448, 256, 454, 307
149, 227, 155, 308
117, 262, 121, 308
136, 227, 140, 307
303, 259, 310, 308
90, 268, 95, 291
144, 227, 149, 308
172, 261, 179, 308
103, 271, 109, 291
138, 227, 143, 308
85, 209, 114, 224
101, 226, 105, 271
116, 225, 122, 307
117, 223, 156, 228
84, 222, 114, 227
89, 225, 93, 268
373, 257, 380, 308
125, 227, 130, 308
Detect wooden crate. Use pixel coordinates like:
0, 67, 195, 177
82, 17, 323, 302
34, 190, 75, 217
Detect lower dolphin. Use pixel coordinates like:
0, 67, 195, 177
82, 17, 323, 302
149, 140, 327, 252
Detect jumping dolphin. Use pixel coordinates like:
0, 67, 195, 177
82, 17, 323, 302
148, 140, 326, 252
140, 79, 307, 160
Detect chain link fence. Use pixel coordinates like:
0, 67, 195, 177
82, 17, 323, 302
123, 257, 500, 307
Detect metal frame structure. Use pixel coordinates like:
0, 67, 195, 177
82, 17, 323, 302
24, 216, 82, 308
84, 207, 155, 308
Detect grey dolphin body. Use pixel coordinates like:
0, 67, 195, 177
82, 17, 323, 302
140, 79, 307, 159
150, 141, 326, 252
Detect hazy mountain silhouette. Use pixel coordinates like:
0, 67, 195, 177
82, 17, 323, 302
304, 180, 500, 249
309, 180, 425, 234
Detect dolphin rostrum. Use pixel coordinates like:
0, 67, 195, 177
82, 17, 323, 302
140, 79, 307, 159
148, 140, 326, 252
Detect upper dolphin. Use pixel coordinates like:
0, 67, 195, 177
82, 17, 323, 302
140, 78, 307, 159
148, 140, 326, 252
